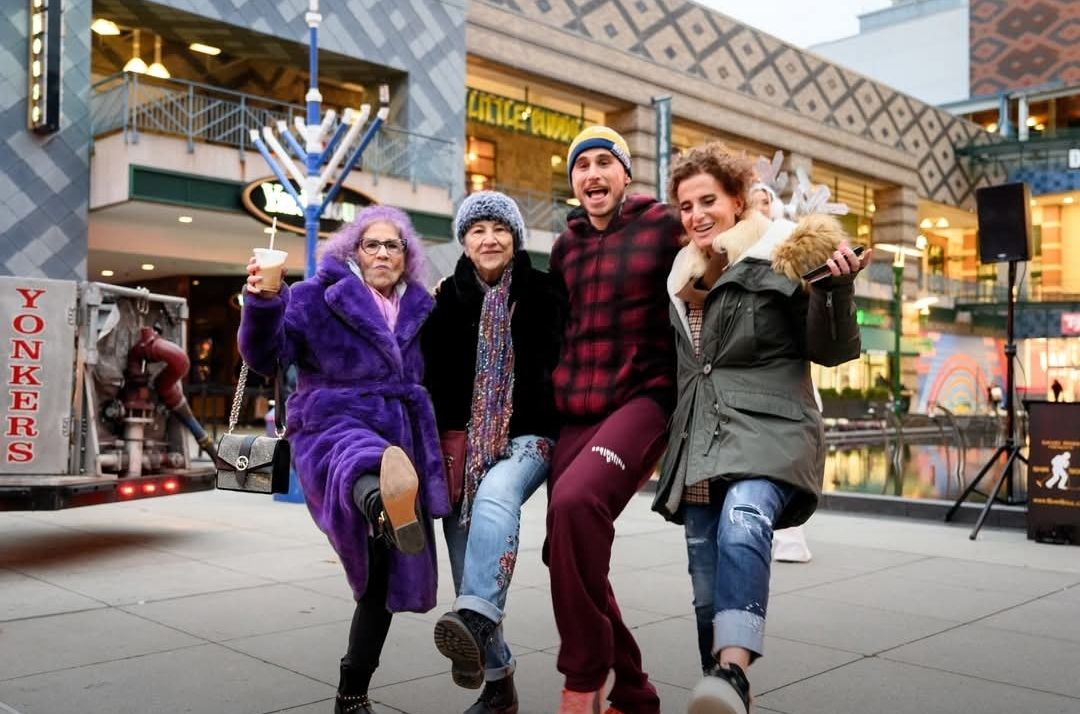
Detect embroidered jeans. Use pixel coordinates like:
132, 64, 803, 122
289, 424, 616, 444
443, 434, 552, 681
683, 477, 796, 670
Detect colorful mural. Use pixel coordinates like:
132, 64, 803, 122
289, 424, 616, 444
914, 333, 1007, 414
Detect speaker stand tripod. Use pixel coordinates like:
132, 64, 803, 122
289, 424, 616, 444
944, 260, 1027, 540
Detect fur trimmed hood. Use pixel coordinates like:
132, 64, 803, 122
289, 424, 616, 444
667, 211, 848, 304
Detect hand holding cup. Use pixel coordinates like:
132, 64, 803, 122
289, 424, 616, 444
245, 253, 288, 295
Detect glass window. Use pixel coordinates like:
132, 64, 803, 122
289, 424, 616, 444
465, 137, 495, 194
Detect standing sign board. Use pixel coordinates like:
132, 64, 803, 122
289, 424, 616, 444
1, 277, 76, 475
1027, 400, 1080, 545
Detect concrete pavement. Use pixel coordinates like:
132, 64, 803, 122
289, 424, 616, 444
3, 490, 1080, 714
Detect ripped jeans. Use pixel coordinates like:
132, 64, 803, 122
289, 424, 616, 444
683, 478, 796, 671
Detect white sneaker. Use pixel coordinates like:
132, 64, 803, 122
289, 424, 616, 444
772, 526, 812, 563
688, 663, 751, 714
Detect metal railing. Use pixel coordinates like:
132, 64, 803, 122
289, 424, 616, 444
90, 72, 457, 195
858, 262, 1019, 304
956, 127, 1080, 172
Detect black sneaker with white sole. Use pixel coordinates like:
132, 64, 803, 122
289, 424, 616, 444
687, 662, 751, 714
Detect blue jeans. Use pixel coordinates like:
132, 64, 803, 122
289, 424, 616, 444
683, 478, 796, 671
443, 434, 552, 681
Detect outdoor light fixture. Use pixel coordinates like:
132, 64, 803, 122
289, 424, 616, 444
90, 18, 120, 35
876, 240, 927, 415
919, 218, 933, 229
178, 215, 193, 223
146, 34, 170, 79
141, 263, 155, 271
189, 42, 221, 56
123, 29, 148, 74
875, 242, 924, 260
909, 296, 940, 312
935, 217, 949, 228
1064, 197, 1075, 205
100, 269, 115, 277
28, 0, 62, 133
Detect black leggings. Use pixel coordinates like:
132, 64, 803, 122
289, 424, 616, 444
342, 538, 393, 673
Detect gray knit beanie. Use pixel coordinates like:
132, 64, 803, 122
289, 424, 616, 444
453, 191, 526, 250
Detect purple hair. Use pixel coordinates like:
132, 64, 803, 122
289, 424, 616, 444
319, 204, 427, 285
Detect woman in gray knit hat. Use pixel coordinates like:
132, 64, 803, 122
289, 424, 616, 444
421, 191, 566, 714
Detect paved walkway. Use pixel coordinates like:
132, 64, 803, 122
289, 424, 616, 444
3, 490, 1080, 714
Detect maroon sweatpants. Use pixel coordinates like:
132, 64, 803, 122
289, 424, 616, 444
545, 397, 669, 714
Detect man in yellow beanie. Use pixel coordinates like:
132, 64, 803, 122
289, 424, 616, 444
545, 126, 682, 714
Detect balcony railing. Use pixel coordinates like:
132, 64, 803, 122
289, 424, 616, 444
955, 127, 1080, 172
857, 262, 1014, 304
90, 72, 457, 195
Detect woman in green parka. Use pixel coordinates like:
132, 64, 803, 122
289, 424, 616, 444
654, 143, 869, 714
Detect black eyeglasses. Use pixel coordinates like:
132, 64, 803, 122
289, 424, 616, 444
360, 239, 407, 256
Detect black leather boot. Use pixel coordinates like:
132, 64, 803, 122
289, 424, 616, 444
464, 673, 518, 714
433, 608, 498, 689
335, 663, 376, 714
351, 446, 424, 554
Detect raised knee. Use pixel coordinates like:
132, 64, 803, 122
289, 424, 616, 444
548, 487, 602, 521
720, 503, 773, 542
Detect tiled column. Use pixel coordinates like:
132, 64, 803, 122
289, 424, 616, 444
872, 185, 922, 401
1039, 204, 1062, 298
781, 152, 813, 190
0, 0, 91, 279
606, 105, 658, 199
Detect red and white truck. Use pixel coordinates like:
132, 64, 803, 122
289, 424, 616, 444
2, 276, 217, 510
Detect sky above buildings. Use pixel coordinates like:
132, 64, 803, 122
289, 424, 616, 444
697, 0, 892, 48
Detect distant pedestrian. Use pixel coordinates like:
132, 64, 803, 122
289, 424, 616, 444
1051, 379, 1063, 402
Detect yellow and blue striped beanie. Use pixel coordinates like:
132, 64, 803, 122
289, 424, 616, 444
567, 126, 632, 184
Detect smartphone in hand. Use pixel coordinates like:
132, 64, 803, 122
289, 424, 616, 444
802, 245, 865, 283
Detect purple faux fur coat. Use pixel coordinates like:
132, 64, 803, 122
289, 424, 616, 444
238, 255, 450, 611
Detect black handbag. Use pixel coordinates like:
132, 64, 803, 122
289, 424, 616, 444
214, 362, 291, 494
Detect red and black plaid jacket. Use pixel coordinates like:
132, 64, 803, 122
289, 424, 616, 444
549, 194, 683, 422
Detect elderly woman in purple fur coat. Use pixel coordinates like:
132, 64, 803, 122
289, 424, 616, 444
240, 205, 450, 714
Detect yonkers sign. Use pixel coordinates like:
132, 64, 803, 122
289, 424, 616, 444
241, 178, 375, 238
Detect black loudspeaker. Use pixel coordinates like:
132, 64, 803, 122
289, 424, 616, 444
976, 182, 1032, 264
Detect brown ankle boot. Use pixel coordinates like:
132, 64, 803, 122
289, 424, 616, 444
351, 447, 425, 555
377, 446, 425, 554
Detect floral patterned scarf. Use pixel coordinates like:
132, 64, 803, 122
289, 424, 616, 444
460, 265, 515, 524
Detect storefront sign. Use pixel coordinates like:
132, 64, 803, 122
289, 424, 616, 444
1027, 401, 1080, 544
466, 88, 584, 144
1062, 312, 1080, 336
241, 178, 374, 238
1069, 148, 1080, 170
653, 96, 672, 200
27, 0, 62, 133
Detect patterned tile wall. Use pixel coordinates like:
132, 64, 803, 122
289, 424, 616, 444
154, 0, 467, 171
0, 0, 92, 280
479, 0, 1006, 206
970, 0, 1080, 97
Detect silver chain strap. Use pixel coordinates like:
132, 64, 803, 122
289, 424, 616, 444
226, 362, 249, 435
227, 362, 286, 438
